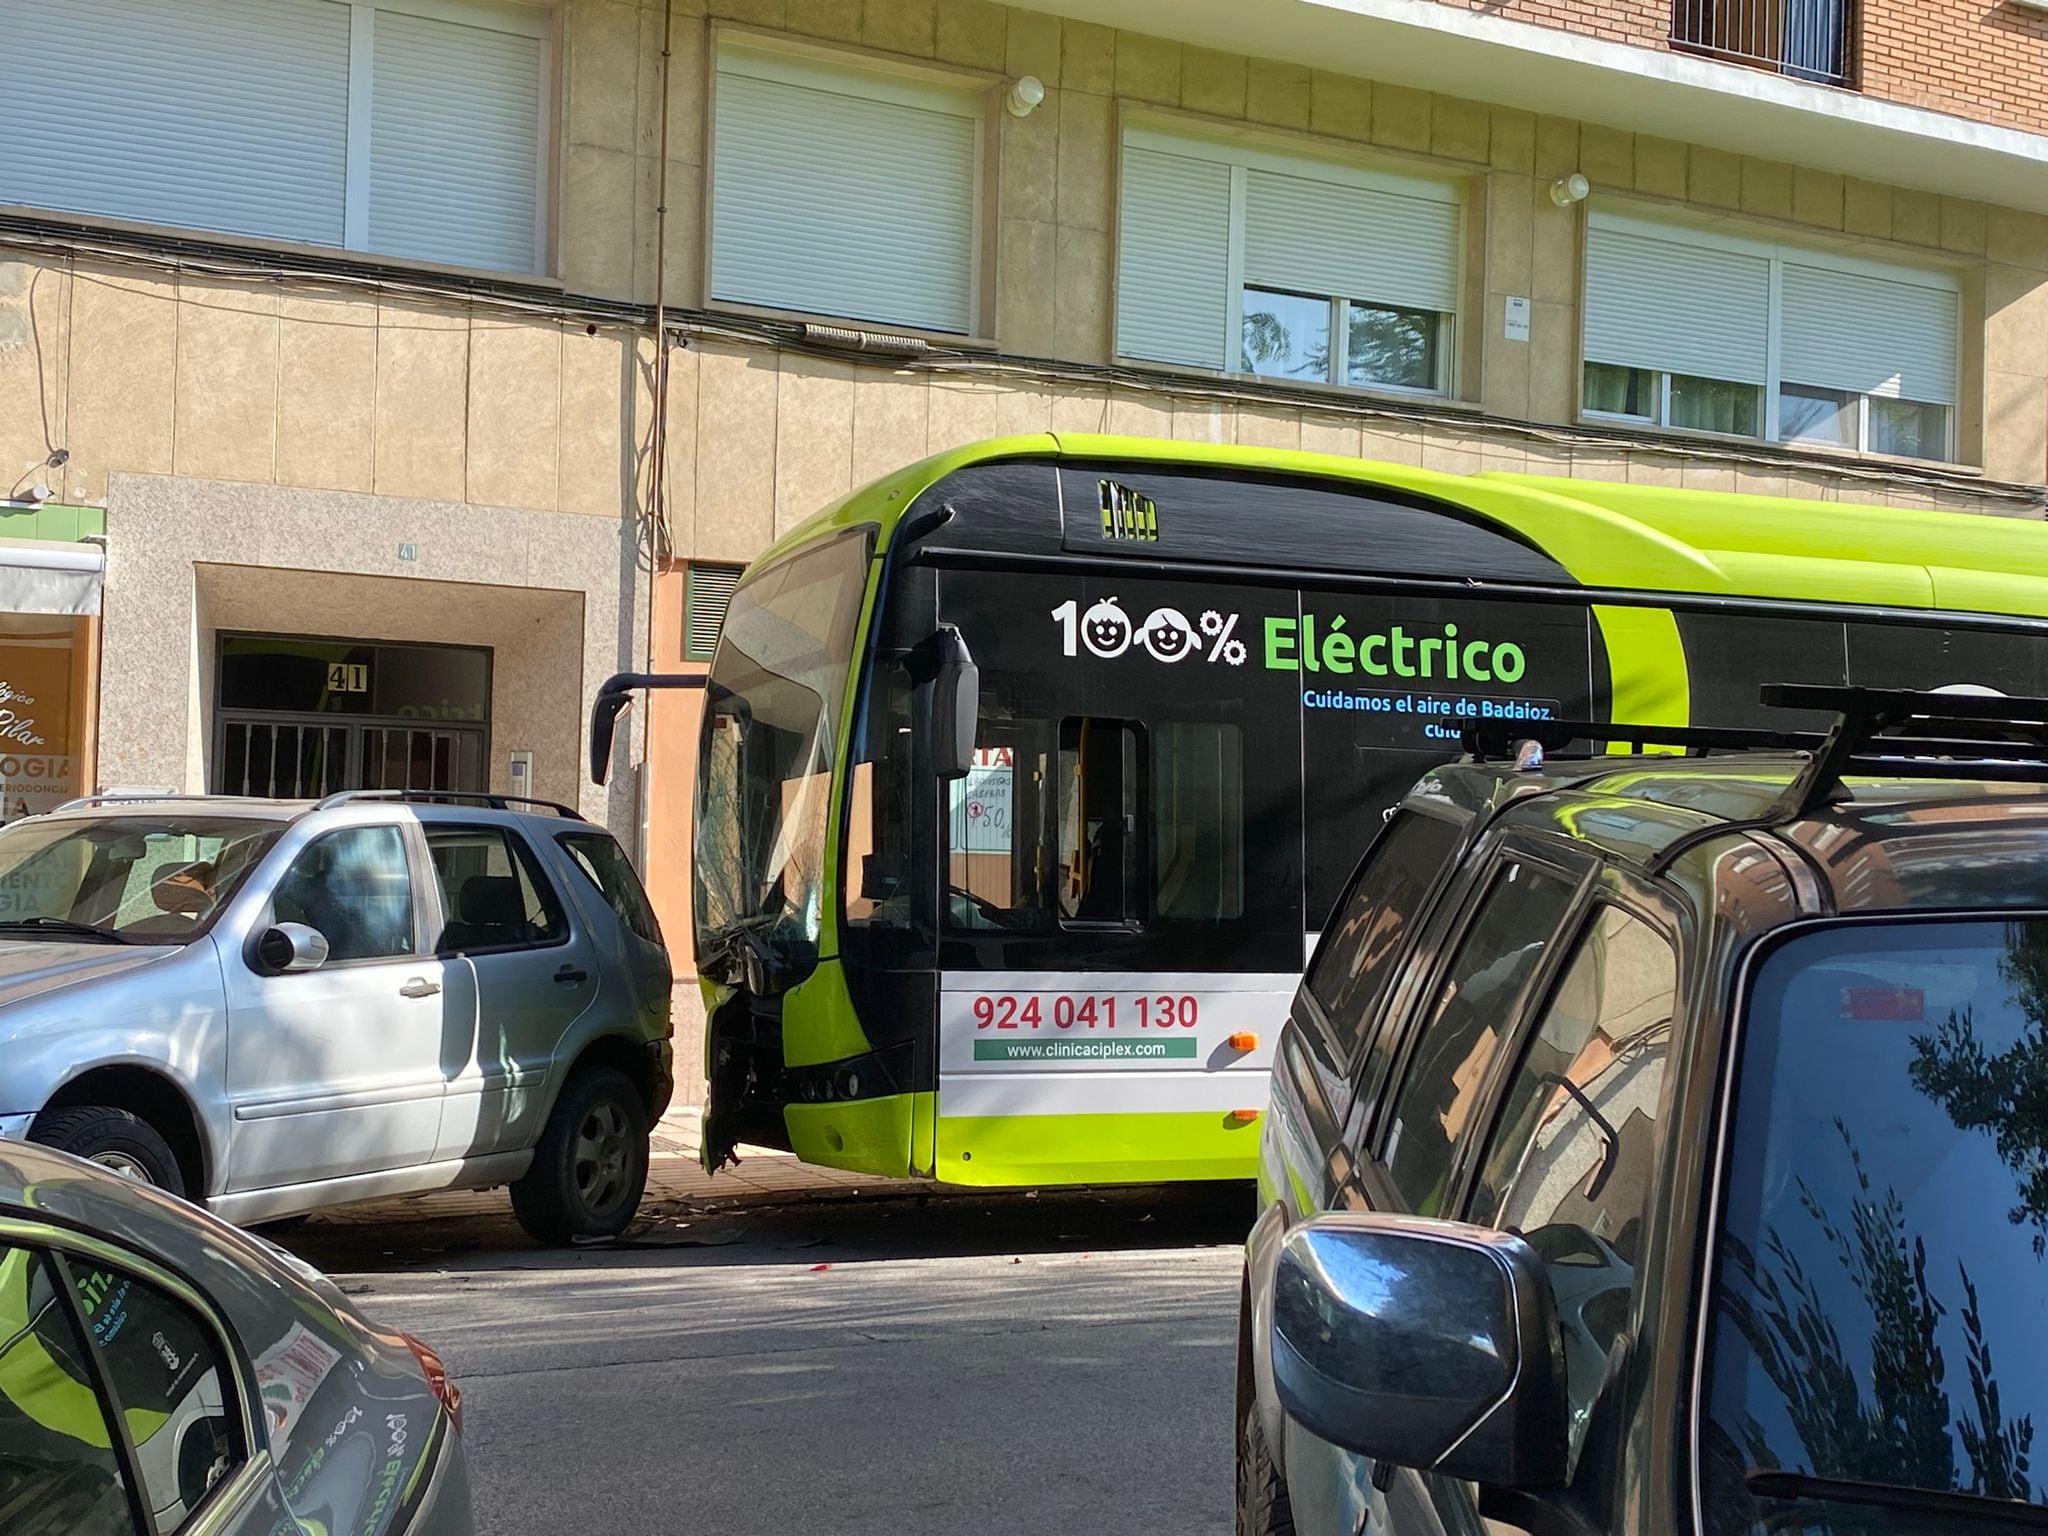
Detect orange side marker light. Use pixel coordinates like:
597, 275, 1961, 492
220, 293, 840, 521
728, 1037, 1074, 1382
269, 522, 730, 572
1228, 1108, 1261, 1125
1227, 1032, 1259, 1052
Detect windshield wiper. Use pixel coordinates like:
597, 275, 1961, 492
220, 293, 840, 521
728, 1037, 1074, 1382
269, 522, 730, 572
1747, 1470, 2048, 1528
0, 917, 136, 945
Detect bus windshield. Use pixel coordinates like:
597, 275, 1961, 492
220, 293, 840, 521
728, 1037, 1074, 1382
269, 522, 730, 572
694, 528, 872, 990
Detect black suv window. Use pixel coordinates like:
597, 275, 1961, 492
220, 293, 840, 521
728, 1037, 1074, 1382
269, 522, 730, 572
0, 1246, 134, 1533
1381, 856, 1578, 1215
427, 826, 568, 954
1467, 904, 1678, 1472
1305, 811, 1463, 1064
0, 1247, 244, 1536
1703, 918, 2048, 1535
71, 1263, 239, 1533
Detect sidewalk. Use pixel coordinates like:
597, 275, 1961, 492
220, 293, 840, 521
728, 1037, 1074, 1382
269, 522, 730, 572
301, 1107, 919, 1237
645, 1107, 915, 1206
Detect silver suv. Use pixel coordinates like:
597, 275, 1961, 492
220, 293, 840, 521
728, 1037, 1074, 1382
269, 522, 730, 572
0, 791, 673, 1245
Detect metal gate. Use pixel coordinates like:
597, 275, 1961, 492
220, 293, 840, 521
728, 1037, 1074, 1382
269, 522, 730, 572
216, 715, 487, 799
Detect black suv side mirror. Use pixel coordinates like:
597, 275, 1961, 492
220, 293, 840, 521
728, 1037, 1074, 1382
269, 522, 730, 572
1271, 1214, 1572, 1489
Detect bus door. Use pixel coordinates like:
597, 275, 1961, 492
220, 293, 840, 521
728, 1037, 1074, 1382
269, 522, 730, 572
927, 568, 1305, 1180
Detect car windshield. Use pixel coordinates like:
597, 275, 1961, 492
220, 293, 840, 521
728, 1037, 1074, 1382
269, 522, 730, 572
0, 814, 283, 944
1703, 918, 2048, 1534
694, 528, 871, 990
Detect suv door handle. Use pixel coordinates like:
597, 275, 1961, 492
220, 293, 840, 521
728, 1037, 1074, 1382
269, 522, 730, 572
553, 965, 588, 986
399, 978, 441, 999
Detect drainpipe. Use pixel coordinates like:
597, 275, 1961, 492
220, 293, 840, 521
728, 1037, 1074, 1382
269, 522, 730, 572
640, 0, 675, 868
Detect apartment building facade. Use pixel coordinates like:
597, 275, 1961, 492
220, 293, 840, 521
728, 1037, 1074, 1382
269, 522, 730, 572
2, 0, 2046, 1066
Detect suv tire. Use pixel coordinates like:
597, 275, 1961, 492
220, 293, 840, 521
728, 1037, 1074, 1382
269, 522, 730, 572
511, 1067, 649, 1246
1237, 1399, 1296, 1536
30, 1106, 186, 1197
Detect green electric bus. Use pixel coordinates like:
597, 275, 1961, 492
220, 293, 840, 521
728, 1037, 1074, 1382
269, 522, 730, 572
598, 434, 2048, 1189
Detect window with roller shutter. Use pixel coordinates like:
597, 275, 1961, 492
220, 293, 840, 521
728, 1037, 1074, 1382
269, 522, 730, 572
1582, 209, 1960, 463
710, 40, 986, 337
1115, 121, 1465, 397
0, 0, 548, 275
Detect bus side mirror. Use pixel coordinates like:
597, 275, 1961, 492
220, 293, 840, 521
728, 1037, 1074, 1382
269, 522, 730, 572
913, 627, 979, 781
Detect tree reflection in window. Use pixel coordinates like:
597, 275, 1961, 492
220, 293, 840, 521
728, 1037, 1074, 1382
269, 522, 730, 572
1717, 1120, 2034, 1508
1705, 920, 2048, 1533
1911, 926, 2048, 1259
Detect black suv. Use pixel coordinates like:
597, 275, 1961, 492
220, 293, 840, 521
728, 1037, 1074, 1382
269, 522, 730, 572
1239, 687, 2048, 1536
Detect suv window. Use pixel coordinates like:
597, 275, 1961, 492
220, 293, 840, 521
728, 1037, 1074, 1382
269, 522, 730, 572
1703, 918, 2048, 1535
0, 1246, 135, 1534
557, 831, 662, 945
69, 1262, 238, 1533
1467, 905, 1678, 1471
1381, 857, 1578, 1216
1306, 811, 1463, 1064
270, 825, 415, 962
426, 826, 567, 954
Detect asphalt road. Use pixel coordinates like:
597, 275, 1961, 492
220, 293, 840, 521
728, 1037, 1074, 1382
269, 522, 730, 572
286, 1183, 1254, 1536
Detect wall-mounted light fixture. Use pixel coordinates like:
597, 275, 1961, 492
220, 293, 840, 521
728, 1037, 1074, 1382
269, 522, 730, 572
1550, 173, 1591, 207
1006, 75, 1046, 117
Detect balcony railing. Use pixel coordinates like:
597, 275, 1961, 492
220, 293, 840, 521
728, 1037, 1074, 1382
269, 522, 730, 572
1671, 0, 1855, 87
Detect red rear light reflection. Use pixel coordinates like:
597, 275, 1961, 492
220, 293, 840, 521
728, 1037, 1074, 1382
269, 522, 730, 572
1840, 986, 1925, 1022
401, 1332, 464, 1435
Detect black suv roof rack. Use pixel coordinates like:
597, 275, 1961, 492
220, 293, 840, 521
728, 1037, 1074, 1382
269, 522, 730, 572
315, 789, 587, 821
1464, 683, 2048, 824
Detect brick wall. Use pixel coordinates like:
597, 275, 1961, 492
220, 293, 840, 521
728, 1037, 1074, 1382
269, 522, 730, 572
1433, 0, 1666, 48
1861, 0, 2048, 136
1435, 0, 2048, 135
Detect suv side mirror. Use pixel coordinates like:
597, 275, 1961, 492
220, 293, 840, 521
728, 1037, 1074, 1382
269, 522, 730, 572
1271, 1214, 1571, 1489
256, 923, 330, 975
911, 626, 979, 782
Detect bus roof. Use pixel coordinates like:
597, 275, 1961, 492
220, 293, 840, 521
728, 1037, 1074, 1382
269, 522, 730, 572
758, 432, 2048, 619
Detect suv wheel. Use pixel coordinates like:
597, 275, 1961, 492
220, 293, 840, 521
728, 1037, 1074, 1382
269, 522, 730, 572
29, 1106, 186, 1197
1237, 1399, 1296, 1536
511, 1067, 649, 1246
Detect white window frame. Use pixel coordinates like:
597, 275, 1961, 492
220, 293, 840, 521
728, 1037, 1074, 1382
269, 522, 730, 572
1117, 117, 1466, 400
1580, 207, 1962, 465
704, 29, 995, 343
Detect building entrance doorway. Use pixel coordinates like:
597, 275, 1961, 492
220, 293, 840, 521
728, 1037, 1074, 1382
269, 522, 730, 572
213, 634, 491, 799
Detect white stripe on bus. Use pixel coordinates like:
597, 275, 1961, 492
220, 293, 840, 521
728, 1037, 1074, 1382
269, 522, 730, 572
938, 1070, 1273, 1119
940, 970, 1301, 993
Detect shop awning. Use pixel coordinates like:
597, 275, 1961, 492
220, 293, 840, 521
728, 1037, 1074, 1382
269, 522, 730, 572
0, 542, 103, 616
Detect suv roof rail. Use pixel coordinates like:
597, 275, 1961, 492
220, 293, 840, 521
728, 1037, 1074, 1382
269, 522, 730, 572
1467, 683, 2048, 827
1762, 684, 2048, 818
50, 792, 230, 812
1461, 719, 1824, 761
315, 789, 588, 821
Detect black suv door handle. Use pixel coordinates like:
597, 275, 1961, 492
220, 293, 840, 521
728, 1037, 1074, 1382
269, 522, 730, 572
554, 965, 588, 986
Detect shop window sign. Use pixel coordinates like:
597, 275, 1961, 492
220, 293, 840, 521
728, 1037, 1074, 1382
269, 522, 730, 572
0, 614, 93, 824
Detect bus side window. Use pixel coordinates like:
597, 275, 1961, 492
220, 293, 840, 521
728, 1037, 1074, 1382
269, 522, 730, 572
1154, 722, 1244, 922
1059, 718, 1143, 925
